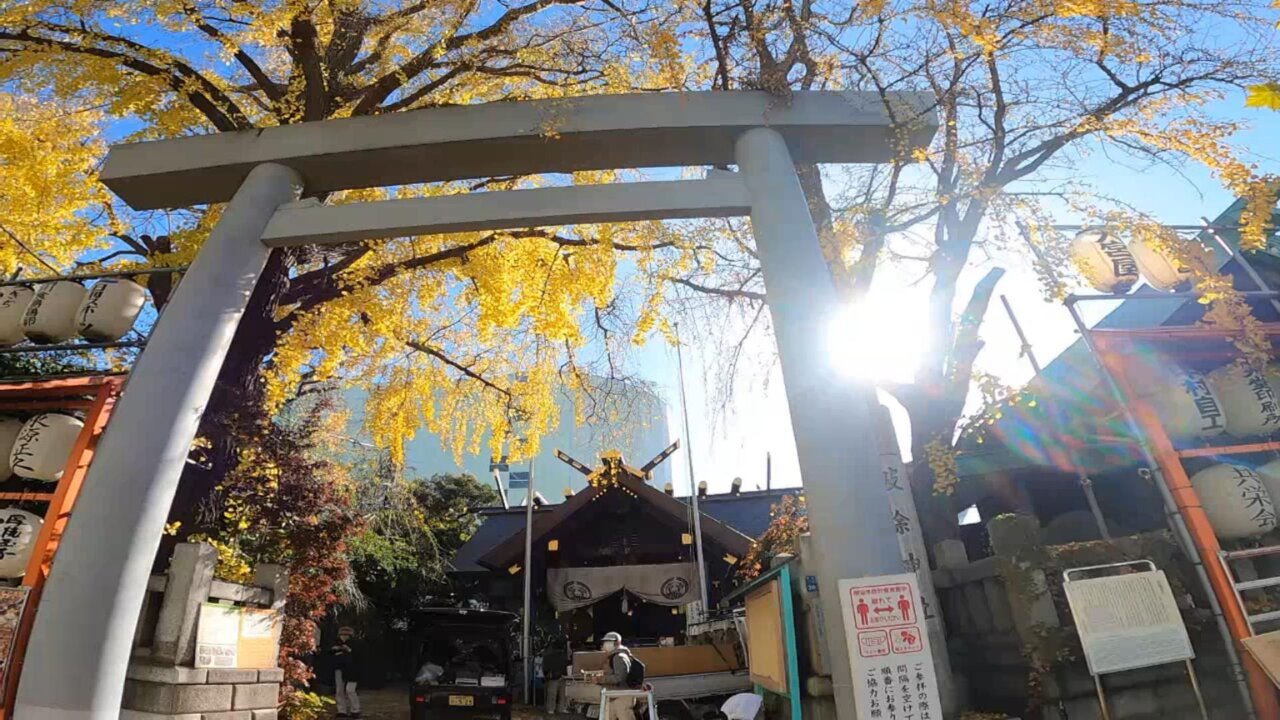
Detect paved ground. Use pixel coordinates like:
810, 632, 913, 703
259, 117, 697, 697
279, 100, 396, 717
345, 685, 406, 719
329, 686, 561, 720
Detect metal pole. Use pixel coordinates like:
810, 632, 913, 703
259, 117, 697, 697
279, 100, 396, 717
1198, 216, 1280, 317
494, 467, 510, 510
735, 127, 902, 720
766, 452, 772, 490
522, 459, 535, 705
1093, 674, 1112, 720
16, 163, 303, 719
0, 266, 189, 288
1018, 221, 1262, 719
998, 294, 1111, 540
1187, 659, 1212, 720
673, 323, 710, 616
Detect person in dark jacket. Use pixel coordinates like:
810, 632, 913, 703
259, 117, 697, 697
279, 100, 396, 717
597, 632, 636, 720
328, 626, 362, 718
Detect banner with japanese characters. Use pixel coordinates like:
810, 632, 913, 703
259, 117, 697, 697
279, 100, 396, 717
839, 574, 941, 720
876, 403, 953, 706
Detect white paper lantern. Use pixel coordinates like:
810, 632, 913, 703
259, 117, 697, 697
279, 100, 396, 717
0, 509, 41, 578
1256, 459, 1280, 509
21, 281, 86, 344
1131, 366, 1228, 439
1130, 235, 1194, 291
0, 418, 25, 480
1191, 464, 1277, 539
10, 413, 84, 482
0, 286, 33, 347
1071, 229, 1139, 293
1266, 366, 1280, 400
76, 278, 146, 341
1208, 363, 1280, 438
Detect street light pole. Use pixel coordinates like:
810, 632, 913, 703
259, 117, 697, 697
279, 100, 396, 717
522, 459, 535, 705
674, 324, 710, 616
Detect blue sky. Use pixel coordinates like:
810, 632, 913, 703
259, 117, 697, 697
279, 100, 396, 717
333, 91, 1280, 499
636, 94, 1280, 496
59, 4, 1279, 495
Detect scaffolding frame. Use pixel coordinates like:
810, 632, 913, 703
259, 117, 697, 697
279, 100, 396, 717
0, 375, 123, 717
0, 266, 185, 358
1019, 220, 1280, 719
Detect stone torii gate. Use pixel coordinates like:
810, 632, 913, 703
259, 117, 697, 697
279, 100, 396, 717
13, 91, 938, 719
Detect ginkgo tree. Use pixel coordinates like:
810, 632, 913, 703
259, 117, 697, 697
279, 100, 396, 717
679, 0, 1278, 541
1246, 0, 1280, 109
0, 92, 111, 275
0, 0, 700, 526
1, 4, 700, 704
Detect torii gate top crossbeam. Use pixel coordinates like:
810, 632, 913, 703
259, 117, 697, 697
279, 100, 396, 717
101, 91, 935, 210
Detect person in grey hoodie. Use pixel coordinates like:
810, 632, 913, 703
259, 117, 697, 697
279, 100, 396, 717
598, 632, 636, 720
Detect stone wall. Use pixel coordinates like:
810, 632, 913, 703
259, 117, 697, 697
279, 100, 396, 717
932, 515, 1244, 720
122, 665, 283, 720
126, 543, 288, 720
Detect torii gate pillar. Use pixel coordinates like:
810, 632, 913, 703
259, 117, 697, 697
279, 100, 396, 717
736, 127, 904, 715
12, 92, 939, 720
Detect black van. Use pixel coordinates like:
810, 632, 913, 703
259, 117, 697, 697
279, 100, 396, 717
410, 608, 518, 720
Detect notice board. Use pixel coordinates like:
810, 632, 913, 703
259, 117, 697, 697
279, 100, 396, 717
238, 607, 282, 669
195, 604, 282, 669
1244, 631, 1280, 689
1062, 568, 1193, 675
195, 603, 241, 669
744, 577, 787, 694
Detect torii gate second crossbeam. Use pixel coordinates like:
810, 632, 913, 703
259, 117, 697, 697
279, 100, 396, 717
14, 91, 938, 720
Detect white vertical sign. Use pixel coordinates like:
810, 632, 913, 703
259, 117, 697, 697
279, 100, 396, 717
840, 574, 942, 720
876, 403, 954, 708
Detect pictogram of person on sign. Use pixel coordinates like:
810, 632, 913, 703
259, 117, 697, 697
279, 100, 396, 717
857, 598, 871, 626
897, 594, 913, 623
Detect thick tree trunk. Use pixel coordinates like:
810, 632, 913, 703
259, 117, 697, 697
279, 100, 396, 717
156, 249, 295, 565
898, 267, 1006, 557
901, 380, 967, 554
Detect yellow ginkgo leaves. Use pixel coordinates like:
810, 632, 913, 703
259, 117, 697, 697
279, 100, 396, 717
0, 92, 111, 276
1246, 83, 1280, 111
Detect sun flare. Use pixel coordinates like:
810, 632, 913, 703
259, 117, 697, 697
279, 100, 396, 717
827, 291, 928, 384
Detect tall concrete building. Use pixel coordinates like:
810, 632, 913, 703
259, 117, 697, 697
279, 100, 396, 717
345, 378, 673, 505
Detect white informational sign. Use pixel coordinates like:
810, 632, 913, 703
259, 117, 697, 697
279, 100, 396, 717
195, 603, 241, 669
840, 574, 942, 720
1063, 568, 1194, 675
876, 404, 954, 709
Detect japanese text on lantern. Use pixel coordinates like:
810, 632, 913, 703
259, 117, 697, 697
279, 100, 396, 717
0, 514, 27, 560
1183, 374, 1225, 434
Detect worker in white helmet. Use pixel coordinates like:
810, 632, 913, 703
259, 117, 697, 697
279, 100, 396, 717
596, 631, 644, 720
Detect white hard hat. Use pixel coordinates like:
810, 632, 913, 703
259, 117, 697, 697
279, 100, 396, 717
602, 632, 622, 643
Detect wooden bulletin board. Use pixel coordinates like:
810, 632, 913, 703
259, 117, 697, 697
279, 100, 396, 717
745, 577, 787, 694
1244, 631, 1280, 689
195, 604, 282, 669
238, 608, 282, 669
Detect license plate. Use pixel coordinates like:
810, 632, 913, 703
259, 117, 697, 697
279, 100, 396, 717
449, 695, 475, 707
